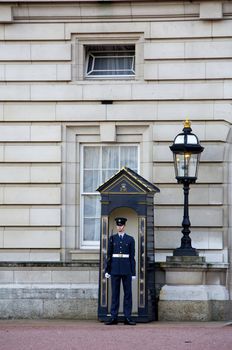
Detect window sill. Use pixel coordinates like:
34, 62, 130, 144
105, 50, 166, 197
84, 77, 135, 81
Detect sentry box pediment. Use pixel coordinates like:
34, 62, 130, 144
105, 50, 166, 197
97, 167, 160, 323
97, 167, 160, 195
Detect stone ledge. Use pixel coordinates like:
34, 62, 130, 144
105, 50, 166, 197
160, 257, 229, 271
0, 284, 98, 299
0, 261, 99, 268
159, 285, 229, 301
70, 250, 99, 263
0, 283, 98, 290
167, 256, 206, 264
159, 258, 228, 286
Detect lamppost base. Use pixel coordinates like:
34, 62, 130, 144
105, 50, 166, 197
173, 247, 199, 257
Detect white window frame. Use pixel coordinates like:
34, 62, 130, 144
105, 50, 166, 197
85, 46, 135, 78
80, 143, 140, 249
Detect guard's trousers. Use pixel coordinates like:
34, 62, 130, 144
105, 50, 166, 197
110, 274, 132, 318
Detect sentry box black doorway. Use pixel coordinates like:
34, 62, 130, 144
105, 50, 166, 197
97, 167, 160, 322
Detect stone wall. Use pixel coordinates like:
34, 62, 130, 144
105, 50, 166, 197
0, 263, 98, 319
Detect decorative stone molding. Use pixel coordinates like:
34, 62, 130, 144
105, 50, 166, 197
200, 1, 223, 20
0, 6, 12, 23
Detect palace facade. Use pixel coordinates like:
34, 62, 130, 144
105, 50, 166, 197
0, 0, 231, 320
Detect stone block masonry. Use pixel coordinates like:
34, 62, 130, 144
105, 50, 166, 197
0, 285, 98, 319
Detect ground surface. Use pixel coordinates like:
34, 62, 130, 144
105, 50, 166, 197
0, 320, 231, 350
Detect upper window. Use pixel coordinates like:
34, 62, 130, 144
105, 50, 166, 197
85, 45, 135, 78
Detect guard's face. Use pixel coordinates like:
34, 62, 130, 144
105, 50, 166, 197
116, 224, 125, 233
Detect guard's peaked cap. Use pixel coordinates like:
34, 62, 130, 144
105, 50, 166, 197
115, 217, 127, 226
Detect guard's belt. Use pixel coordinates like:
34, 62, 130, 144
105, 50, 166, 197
112, 254, 129, 258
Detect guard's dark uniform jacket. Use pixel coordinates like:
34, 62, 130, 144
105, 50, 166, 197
105, 233, 136, 319
105, 233, 136, 276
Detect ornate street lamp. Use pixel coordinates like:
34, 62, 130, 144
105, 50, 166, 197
170, 120, 204, 256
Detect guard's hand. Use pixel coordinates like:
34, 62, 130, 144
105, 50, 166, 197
132, 276, 136, 280
105, 273, 111, 279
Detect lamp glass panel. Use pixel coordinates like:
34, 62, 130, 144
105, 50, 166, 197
174, 152, 199, 178
187, 135, 198, 144
188, 153, 199, 177
174, 135, 184, 144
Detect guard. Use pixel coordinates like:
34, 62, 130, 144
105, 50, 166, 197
105, 217, 136, 325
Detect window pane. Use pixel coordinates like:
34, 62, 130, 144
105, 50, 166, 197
94, 56, 133, 71
84, 147, 100, 169
84, 218, 100, 241
83, 170, 101, 192
102, 169, 117, 183
120, 146, 138, 170
83, 195, 101, 241
84, 195, 101, 217
102, 146, 119, 182
102, 146, 118, 169
87, 54, 94, 74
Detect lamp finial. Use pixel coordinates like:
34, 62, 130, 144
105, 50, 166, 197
184, 119, 191, 129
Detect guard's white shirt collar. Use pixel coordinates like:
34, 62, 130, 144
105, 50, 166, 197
118, 233, 125, 238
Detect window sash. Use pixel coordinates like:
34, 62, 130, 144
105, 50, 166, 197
85, 48, 135, 77
80, 144, 139, 247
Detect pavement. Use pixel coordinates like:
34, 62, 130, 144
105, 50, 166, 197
0, 320, 231, 350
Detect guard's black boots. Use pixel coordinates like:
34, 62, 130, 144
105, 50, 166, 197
124, 318, 136, 326
105, 318, 118, 325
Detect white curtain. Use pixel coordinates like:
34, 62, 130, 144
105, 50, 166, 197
83, 146, 101, 192
83, 147, 101, 241
86, 45, 135, 76
120, 146, 138, 171
102, 146, 118, 182
83, 195, 101, 241
93, 54, 134, 76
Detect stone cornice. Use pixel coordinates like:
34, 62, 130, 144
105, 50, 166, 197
0, 0, 225, 3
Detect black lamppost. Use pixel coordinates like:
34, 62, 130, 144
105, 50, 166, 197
170, 120, 204, 256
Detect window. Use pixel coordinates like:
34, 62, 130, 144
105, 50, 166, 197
81, 144, 139, 247
85, 45, 135, 78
